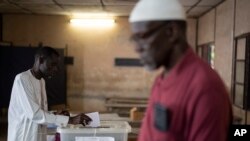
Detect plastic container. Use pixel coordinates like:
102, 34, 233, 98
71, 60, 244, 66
57, 121, 131, 141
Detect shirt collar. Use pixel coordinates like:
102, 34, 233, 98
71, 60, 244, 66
158, 47, 196, 83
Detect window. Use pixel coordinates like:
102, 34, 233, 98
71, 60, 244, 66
197, 43, 215, 68
232, 34, 250, 110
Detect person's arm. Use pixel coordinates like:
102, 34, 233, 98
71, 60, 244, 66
188, 88, 231, 141
68, 113, 92, 126
16, 76, 69, 127
55, 110, 92, 126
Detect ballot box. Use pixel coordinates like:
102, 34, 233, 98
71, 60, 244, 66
57, 121, 131, 141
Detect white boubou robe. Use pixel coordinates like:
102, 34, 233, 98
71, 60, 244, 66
8, 70, 69, 141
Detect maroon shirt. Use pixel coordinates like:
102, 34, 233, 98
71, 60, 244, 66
138, 48, 232, 141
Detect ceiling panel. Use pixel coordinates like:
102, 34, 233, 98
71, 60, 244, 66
56, 0, 100, 5
7, 0, 54, 4
0, 3, 28, 13
103, 0, 137, 6
188, 6, 211, 17
0, 0, 226, 17
0, 0, 6, 4
18, 4, 68, 14
179, 0, 199, 6
198, 0, 223, 6
184, 6, 191, 12
105, 5, 134, 16
63, 5, 103, 13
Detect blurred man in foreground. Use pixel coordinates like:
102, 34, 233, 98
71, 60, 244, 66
129, 0, 232, 141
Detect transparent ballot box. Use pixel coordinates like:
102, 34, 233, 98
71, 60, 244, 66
57, 121, 131, 141
75, 137, 114, 141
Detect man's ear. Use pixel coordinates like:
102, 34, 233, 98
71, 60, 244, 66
167, 22, 180, 43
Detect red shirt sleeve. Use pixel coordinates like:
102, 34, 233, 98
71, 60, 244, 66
187, 87, 231, 141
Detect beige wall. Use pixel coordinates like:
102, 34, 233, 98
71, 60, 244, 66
3, 14, 196, 112
198, 0, 250, 123
187, 18, 197, 50
214, 0, 234, 90
198, 9, 215, 45
198, 3, 232, 89
234, 0, 250, 124
235, 0, 250, 36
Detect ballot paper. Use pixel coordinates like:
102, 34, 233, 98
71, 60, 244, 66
85, 112, 101, 127
75, 137, 114, 141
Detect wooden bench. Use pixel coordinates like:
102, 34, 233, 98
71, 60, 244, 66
105, 97, 148, 117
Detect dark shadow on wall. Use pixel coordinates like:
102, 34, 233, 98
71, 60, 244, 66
0, 46, 67, 109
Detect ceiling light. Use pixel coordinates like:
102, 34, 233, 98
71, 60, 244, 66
70, 18, 115, 27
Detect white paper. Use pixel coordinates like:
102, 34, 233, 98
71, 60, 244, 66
86, 112, 101, 127
75, 137, 114, 141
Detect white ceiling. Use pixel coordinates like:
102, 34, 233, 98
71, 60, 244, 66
0, 0, 225, 18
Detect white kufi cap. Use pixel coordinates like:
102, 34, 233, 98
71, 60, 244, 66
129, 0, 186, 23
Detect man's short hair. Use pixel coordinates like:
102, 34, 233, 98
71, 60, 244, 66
35, 46, 59, 59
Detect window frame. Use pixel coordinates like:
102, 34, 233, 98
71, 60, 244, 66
232, 33, 250, 111
197, 42, 215, 68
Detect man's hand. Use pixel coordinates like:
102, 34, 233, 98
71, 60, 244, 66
68, 113, 92, 126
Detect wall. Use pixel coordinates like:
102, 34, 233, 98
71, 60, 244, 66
187, 18, 197, 49
197, 0, 250, 91
198, 0, 250, 124
198, 9, 215, 45
233, 0, 250, 124
214, 0, 234, 90
3, 15, 197, 112
235, 0, 250, 37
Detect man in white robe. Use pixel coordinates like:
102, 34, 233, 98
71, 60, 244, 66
8, 46, 91, 141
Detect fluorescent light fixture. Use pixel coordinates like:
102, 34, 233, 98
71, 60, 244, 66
72, 13, 114, 18
70, 18, 115, 26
